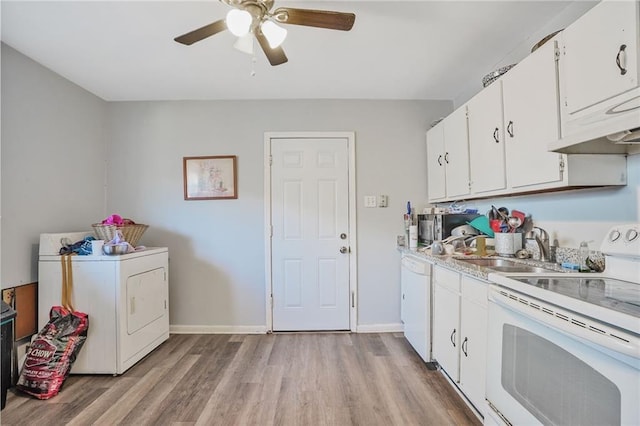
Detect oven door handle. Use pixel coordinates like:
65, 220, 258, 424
489, 286, 640, 360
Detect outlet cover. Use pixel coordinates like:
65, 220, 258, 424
364, 195, 377, 208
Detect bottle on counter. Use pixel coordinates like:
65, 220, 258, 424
579, 241, 590, 272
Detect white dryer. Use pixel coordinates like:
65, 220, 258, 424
38, 231, 170, 374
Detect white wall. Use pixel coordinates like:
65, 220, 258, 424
105, 100, 452, 330
1, 44, 107, 288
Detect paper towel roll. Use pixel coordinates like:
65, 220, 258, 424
409, 225, 418, 248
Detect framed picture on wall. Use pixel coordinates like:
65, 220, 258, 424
183, 155, 238, 200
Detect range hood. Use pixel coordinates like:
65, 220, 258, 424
548, 100, 640, 155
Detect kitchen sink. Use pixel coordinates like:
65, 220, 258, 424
461, 258, 522, 267
483, 265, 557, 273
458, 258, 558, 273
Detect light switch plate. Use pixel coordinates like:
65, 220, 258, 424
364, 195, 377, 208
378, 195, 388, 207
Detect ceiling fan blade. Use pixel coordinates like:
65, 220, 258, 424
174, 19, 227, 45
273, 8, 355, 31
255, 31, 288, 66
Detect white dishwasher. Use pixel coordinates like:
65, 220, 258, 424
400, 254, 433, 363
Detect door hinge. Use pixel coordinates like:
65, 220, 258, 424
164, 300, 167, 309
559, 156, 565, 173
554, 46, 560, 61
164, 271, 167, 281
351, 291, 355, 308
270, 225, 273, 238
269, 155, 273, 166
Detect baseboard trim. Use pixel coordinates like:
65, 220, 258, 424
356, 323, 404, 333
170, 325, 268, 334
170, 323, 404, 334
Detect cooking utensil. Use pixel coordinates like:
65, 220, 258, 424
491, 205, 510, 222
511, 209, 526, 223
451, 224, 480, 237
497, 206, 510, 219
467, 216, 495, 238
507, 216, 522, 232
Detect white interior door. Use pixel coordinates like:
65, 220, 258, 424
269, 136, 351, 331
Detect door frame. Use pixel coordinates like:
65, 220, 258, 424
264, 131, 357, 333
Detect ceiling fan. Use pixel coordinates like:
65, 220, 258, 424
174, 0, 356, 66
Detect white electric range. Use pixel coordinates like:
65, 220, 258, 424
485, 223, 640, 426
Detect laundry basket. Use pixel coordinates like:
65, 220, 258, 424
92, 223, 148, 246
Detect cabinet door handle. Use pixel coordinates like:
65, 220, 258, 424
437, 154, 443, 166
616, 44, 627, 76
507, 121, 514, 138
462, 337, 468, 357
450, 329, 456, 347
444, 152, 449, 164
493, 127, 500, 143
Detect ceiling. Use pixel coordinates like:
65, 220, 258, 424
1, 1, 596, 103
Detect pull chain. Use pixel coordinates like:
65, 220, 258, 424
251, 54, 257, 77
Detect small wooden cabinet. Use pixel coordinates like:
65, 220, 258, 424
2, 283, 38, 341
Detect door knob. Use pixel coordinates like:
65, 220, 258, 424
340, 246, 348, 254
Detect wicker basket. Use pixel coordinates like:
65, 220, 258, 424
92, 222, 148, 247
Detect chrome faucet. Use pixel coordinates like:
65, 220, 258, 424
525, 227, 550, 262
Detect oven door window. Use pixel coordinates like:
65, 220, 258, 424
502, 324, 621, 425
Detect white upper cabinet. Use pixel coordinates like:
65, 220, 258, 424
502, 39, 563, 189
467, 81, 506, 194
560, 0, 638, 116
426, 122, 447, 201
425, 0, 631, 202
426, 107, 470, 202
550, 0, 640, 154
443, 108, 472, 198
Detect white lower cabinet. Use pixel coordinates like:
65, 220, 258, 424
433, 267, 461, 379
459, 275, 488, 417
432, 265, 488, 416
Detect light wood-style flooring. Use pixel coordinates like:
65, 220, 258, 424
2, 333, 481, 425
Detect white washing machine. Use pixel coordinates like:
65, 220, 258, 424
37, 231, 170, 374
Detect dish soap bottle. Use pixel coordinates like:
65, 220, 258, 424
579, 240, 590, 272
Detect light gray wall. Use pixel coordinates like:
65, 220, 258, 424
1, 44, 107, 288
106, 100, 452, 328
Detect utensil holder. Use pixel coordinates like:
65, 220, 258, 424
495, 233, 523, 256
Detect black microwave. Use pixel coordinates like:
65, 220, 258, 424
417, 213, 481, 245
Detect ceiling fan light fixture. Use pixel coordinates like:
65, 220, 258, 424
261, 20, 287, 48
233, 33, 254, 55
226, 9, 252, 36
